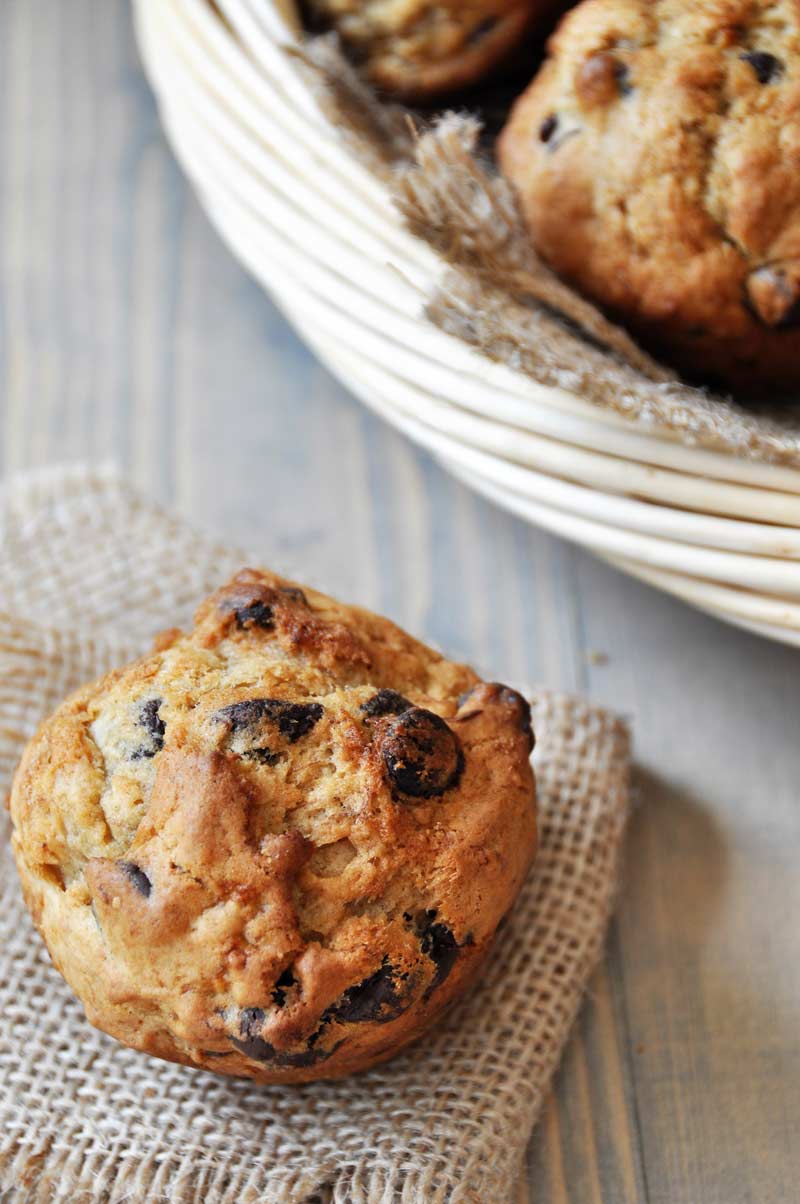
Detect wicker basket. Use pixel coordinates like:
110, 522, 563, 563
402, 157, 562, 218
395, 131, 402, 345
134, 0, 800, 645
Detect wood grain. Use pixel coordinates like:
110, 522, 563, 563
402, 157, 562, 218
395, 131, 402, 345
2, 3, 800, 1201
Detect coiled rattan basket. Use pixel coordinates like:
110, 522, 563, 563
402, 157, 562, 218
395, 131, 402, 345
135, 0, 800, 645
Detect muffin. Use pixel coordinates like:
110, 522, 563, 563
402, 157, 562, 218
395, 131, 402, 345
9, 568, 536, 1083
307, 0, 564, 99
498, 0, 800, 394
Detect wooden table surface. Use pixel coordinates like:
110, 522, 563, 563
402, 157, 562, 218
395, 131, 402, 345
2, 4, 800, 1202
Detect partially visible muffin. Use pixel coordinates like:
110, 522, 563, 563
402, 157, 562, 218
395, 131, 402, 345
498, 0, 800, 394
307, 0, 563, 98
9, 568, 536, 1083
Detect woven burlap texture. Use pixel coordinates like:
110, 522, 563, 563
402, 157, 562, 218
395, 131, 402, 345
0, 464, 630, 1204
294, 36, 800, 467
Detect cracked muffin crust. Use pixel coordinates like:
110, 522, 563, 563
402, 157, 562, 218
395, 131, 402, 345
498, 0, 800, 394
306, 0, 562, 98
9, 569, 537, 1083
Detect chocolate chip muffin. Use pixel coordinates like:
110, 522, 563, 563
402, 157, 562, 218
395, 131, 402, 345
498, 0, 800, 394
307, 0, 562, 98
9, 569, 536, 1083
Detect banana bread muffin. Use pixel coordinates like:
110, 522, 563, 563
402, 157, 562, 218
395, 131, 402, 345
307, 0, 562, 98
9, 569, 536, 1083
498, 0, 800, 394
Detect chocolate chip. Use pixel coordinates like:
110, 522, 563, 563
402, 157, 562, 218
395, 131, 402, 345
360, 689, 412, 718
229, 1030, 274, 1062
741, 51, 783, 84
272, 968, 297, 1008
419, 914, 460, 999
130, 698, 165, 760
380, 707, 462, 799
213, 698, 323, 742
306, 1024, 327, 1049
745, 261, 800, 328
241, 747, 280, 766
234, 601, 274, 630
240, 1006, 265, 1037
324, 958, 409, 1024
225, 583, 308, 632
613, 59, 633, 95
539, 114, 558, 143
230, 1032, 340, 1066
139, 698, 165, 738
538, 113, 581, 153
405, 909, 463, 1000
230, 1006, 341, 1066
466, 16, 497, 46
213, 698, 266, 732
268, 701, 323, 742
118, 861, 152, 898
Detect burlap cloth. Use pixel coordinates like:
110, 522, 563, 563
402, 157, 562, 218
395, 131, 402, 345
0, 464, 630, 1204
289, 36, 800, 467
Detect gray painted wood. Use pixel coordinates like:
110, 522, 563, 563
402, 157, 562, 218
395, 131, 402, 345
2, 3, 800, 1201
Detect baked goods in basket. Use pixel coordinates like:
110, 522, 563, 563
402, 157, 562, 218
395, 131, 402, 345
9, 568, 536, 1083
498, 0, 800, 394
306, 0, 563, 98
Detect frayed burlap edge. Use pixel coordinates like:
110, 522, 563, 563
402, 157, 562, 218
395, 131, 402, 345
293, 36, 800, 468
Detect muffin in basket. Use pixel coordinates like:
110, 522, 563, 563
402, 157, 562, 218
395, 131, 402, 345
9, 568, 536, 1083
305, 0, 565, 98
499, 0, 800, 394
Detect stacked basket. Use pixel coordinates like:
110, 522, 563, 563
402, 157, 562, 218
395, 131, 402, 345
135, 0, 800, 645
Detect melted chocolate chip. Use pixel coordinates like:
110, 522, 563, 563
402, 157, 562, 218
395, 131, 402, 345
538, 113, 581, 154
213, 698, 324, 742
741, 51, 783, 85
242, 747, 280, 766
306, 1023, 327, 1049
360, 689, 412, 718
234, 601, 274, 630
118, 861, 152, 898
225, 583, 307, 632
130, 698, 165, 760
139, 698, 165, 738
271, 701, 324, 741
380, 708, 463, 799
230, 1033, 340, 1067
213, 698, 266, 732
272, 968, 297, 1008
231, 1006, 340, 1066
419, 915, 460, 1000
466, 15, 497, 46
539, 114, 558, 143
613, 59, 633, 95
324, 959, 409, 1024
240, 1006, 265, 1037
406, 909, 465, 1000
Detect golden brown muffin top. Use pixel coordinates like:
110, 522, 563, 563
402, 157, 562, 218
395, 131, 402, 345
10, 568, 536, 1082
499, 0, 800, 393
